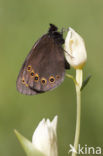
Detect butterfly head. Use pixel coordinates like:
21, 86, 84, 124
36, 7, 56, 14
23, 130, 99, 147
48, 24, 64, 45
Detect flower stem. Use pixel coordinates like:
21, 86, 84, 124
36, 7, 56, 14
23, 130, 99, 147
72, 69, 82, 156
66, 74, 78, 86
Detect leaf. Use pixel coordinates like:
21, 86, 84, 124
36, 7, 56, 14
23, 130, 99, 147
14, 130, 45, 156
81, 75, 91, 91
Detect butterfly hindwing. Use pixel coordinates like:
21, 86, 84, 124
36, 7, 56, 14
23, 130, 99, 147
16, 24, 69, 95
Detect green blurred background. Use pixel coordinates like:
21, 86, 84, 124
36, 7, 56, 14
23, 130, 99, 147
0, 0, 103, 155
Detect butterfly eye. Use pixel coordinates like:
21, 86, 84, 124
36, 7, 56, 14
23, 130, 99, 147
49, 76, 55, 83
34, 73, 39, 82
41, 77, 47, 85
56, 75, 60, 79
31, 70, 35, 77
27, 65, 31, 71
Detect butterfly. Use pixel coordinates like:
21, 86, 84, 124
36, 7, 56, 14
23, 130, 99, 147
16, 24, 70, 95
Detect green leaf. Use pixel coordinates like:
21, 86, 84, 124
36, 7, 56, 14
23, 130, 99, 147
81, 75, 91, 91
14, 130, 45, 156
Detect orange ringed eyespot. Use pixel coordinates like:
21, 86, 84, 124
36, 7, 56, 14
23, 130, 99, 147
41, 77, 47, 85
22, 77, 25, 84
21, 77, 28, 87
56, 75, 60, 79
49, 76, 55, 83
27, 65, 31, 71
34, 73, 39, 82
31, 70, 35, 77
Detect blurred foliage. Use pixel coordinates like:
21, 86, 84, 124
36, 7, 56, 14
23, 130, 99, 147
0, 0, 103, 156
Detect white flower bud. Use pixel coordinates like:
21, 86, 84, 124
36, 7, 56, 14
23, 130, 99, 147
32, 116, 58, 156
64, 28, 87, 69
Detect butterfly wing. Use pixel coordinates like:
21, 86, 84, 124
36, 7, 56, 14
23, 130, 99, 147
16, 34, 65, 95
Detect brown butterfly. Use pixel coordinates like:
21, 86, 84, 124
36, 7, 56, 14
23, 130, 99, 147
16, 24, 70, 95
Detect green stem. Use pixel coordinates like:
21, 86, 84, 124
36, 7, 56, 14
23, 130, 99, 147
72, 87, 81, 156
72, 69, 82, 156
66, 74, 78, 86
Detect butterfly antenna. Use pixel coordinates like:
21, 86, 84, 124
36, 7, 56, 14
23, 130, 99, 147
64, 49, 74, 59
61, 27, 69, 34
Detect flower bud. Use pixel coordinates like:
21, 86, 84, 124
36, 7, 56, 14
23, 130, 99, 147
32, 116, 58, 156
64, 28, 87, 69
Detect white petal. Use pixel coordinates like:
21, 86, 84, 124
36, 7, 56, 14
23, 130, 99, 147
65, 27, 87, 69
51, 116, 58, 132
32, 116, 58, 156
